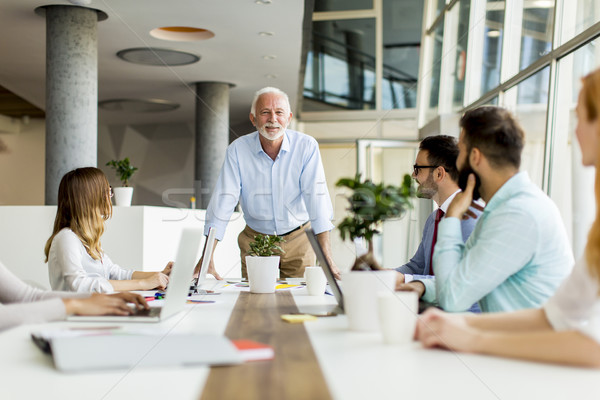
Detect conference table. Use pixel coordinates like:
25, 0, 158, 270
2, 282, 600, 400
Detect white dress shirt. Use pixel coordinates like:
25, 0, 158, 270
204, 130, 334, 241
48, 228, 133, 293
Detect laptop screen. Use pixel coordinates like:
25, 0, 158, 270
305, 229, 344, 310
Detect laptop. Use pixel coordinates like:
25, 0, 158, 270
190, 226, 217, 295
31, 330, 242, 372
304, 229, 344, 315
67, 228, 204, 322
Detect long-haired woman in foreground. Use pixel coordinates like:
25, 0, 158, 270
417, 68, 600, 368
46, 167, 172, 293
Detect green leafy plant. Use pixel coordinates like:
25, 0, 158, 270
247, 234, 285, 257
106, 158, 138, 187
336, 173, 415, 270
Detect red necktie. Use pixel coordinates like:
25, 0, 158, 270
429, 209, 445, 275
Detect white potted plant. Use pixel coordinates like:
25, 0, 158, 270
106, 157, 138, 207
245, 234, 285, 294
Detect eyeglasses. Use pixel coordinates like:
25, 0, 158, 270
413, 164, 438, 175
109, 186, 114, 198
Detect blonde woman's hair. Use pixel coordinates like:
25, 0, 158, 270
581, 69, 600, 280
44, 167, 112, 262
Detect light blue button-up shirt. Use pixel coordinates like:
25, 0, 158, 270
204, 130, 334, 241
421, 172, 573, 312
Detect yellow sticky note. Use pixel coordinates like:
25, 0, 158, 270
280, 314, 318, 323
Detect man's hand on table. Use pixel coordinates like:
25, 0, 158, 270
395, 272, 405, 289
396, 281, 425, 298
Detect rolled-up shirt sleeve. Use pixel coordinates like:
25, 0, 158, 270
544, 259, 600, 343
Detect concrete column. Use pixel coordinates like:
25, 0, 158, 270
195, 82, 231, 208
40, 5, 106, 204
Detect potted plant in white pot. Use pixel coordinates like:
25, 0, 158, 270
106, 157, 138, 207
335, 173, 415, 331
245, 234, 285, 294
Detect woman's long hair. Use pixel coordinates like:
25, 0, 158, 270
44, 167, 112, 262
582, 69, 600, 280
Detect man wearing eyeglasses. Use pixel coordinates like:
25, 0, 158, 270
395, 135, 480, 290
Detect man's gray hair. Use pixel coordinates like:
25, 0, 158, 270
250, 87, 291, 116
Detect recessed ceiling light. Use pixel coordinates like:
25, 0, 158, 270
259, 31, 274, 37
150, 27, 215, 42
117, 48, 200, 66
263, 55, 277, 60
255, 0, 272, 4
265, 74, 278, 79
99, 99, 180, 113
487, 30, 501, 38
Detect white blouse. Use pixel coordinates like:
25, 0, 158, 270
48, 228, 133, 293
544, 257, 600, 343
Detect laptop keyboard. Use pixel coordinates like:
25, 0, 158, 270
132, 307, 161, 317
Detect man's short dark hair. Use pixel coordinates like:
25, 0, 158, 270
419, 135, 459, 182
460, 106, 525, 169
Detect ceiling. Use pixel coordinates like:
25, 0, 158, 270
0, 0, 306, 129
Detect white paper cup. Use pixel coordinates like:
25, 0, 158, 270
342, 270, 396, 332
377, 291, 418, 345
246, 256, 279, 293
304, 266, 327, 296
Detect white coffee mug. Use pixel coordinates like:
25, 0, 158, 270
377, 291, 418, 345
304, 266, 327, 296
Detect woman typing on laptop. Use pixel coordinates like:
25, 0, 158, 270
0, 259, 148, 331
46, 167, 172, 293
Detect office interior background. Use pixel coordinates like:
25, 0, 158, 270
0, 0, 599, 274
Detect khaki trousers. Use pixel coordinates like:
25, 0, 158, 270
238, 223, 317, 279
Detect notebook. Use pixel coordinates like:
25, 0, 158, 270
67, 228, 204, 322
303, 229, 344, 315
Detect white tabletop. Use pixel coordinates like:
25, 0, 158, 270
2, 284, 600, 400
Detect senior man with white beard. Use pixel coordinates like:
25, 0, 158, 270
194, 87, 340, 280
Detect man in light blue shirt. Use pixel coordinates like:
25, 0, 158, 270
195, 87, 338, 279
406, 106, 573, 312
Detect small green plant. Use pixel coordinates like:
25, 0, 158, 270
336, 173, 415, 270
247, 234, 285, 257
106, 158, 138, 187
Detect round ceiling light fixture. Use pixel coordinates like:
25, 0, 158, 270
117, 48, 200, 66
150, 27, 215, 42
99, 99, 180, 113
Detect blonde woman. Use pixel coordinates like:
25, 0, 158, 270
416, 68, 600, 367
46, 167, 172, 293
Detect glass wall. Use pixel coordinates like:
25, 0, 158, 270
549, 38, 600, 256
557, 0, 600, 46
519, 2, 554, 71
481, 0, 505, 95
304, 0, 423, 113
304, 19, 376, 110
506, 66, 550, 188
